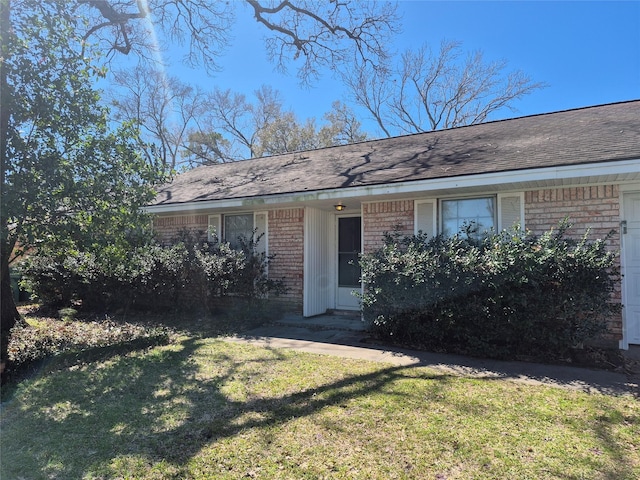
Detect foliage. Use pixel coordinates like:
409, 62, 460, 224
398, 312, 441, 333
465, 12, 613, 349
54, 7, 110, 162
0, 0, 165, 378
7, 313, 171, 368
19, 230, 287, 313
2, 0, 162, 260
360, 222, 621, 360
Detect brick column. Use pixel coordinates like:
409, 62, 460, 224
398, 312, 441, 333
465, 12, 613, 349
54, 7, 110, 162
268, 208, 305, 310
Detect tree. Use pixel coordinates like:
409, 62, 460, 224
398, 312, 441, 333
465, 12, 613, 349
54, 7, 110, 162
198, 86, 368, 162
112, 78, 370, 167
182, 131, 232, 168
318, 100, 368, 146
110, 65, 207, 172
201, 85, 306, 160
343, 40, 546, 136
94, 1, 393, 167
0, 0, 163, 378
76, 0, 399, 82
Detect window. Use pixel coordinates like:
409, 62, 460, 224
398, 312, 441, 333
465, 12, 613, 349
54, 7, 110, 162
415, 193, 524, 238
208, 212, 268, 254
441, 197, 495, 237
224, 213, 253, 250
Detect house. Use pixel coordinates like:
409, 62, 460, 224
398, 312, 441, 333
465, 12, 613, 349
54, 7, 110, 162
146, 100, 640, 349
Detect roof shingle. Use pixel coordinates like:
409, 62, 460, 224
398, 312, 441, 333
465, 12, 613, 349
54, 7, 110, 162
152, 101, 640, 206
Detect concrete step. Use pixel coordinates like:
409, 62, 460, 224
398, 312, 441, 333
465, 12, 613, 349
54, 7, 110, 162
275, 313, 367, 332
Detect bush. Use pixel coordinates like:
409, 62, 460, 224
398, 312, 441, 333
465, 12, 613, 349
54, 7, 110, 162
20, 230, 287, 313
7, 316, 170, 367
360, 221, 620, 361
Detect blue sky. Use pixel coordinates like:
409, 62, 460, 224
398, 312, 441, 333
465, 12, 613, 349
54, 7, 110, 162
165, 1, 639, 136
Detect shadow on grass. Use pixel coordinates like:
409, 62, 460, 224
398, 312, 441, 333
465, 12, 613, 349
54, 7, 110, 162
0, 336, 440, 478
0, 299, 282, 402
1, 334, 172, 403
108, 298, 286, 339
2, 335, 638, 480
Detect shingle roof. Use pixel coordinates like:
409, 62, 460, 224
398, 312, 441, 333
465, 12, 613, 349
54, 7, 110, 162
152, 101, 640, 206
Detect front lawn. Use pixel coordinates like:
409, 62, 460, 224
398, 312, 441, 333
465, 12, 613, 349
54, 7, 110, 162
1, 330, 638, 479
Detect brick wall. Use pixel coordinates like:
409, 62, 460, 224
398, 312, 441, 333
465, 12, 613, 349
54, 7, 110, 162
362, 200, 414, 252
525, 185, 622, 343
153, 214, 209, 244
525, 185, 620, 244
268, 208, 305, 310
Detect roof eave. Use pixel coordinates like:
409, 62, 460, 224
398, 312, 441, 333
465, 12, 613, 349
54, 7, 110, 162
144, 158, 640, 214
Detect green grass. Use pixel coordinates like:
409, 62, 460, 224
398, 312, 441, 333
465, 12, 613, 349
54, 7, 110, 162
2, 331, 638, 480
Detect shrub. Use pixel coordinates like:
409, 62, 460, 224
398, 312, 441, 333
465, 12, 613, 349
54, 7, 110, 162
7, 316, 170, 367
20, 230, 286, 313
360, 222, 620, 361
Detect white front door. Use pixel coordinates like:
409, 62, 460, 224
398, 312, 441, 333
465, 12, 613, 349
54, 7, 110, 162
336, 216, 361, 310
623, 192, 640, 346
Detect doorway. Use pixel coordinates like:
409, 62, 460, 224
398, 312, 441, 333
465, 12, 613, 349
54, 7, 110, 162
336, 216, 361, 310
623, 192, 640, 346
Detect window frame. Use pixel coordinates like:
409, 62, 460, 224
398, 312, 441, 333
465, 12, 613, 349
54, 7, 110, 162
440, 195, 497, 238
208, 212, 268, 255
414, 192, 524, 238
223, 213, 255, 250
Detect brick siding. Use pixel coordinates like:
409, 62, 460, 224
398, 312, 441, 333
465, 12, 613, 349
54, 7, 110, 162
362, 200, 415, 252
268, 208, 305, 310
153, 214, 209, 244
525, 185, 622, 342
525, 185, 620, 244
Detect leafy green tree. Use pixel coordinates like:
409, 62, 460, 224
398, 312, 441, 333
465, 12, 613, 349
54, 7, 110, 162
0, 0, 162, 378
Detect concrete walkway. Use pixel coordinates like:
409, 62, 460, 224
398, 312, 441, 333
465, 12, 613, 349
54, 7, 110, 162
225, 313, 639, 397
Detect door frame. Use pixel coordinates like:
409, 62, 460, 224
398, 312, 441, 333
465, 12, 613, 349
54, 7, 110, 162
620, 185, 640, 349
335, 213, 363, 311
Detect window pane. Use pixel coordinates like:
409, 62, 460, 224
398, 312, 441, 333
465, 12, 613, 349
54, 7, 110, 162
338, 217, 361, 251
338, 253, 360, 287
441, 197, 496, 237
224, 214, 253, 249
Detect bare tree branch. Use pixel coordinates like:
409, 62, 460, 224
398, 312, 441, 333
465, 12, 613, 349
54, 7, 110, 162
343, 40, 546, 136
110, 65, 207, 171
75, 0, 398, 81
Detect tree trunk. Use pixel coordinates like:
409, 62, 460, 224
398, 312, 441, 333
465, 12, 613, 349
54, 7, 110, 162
0, 0, 19, 383
1, 246, 20, 381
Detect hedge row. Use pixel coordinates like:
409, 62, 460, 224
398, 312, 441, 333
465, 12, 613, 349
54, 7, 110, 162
359, 223, 620, 360
20, 231, 286, 312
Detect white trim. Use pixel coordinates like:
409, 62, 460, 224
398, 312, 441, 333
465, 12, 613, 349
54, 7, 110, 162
414, 199, 437, 237
619, 185, 640, 349
497, 192, 525, 231
207, 215, 221, 243
253, 211, 268, 256
620, 183, 640, 193
145, 159, 640, 214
